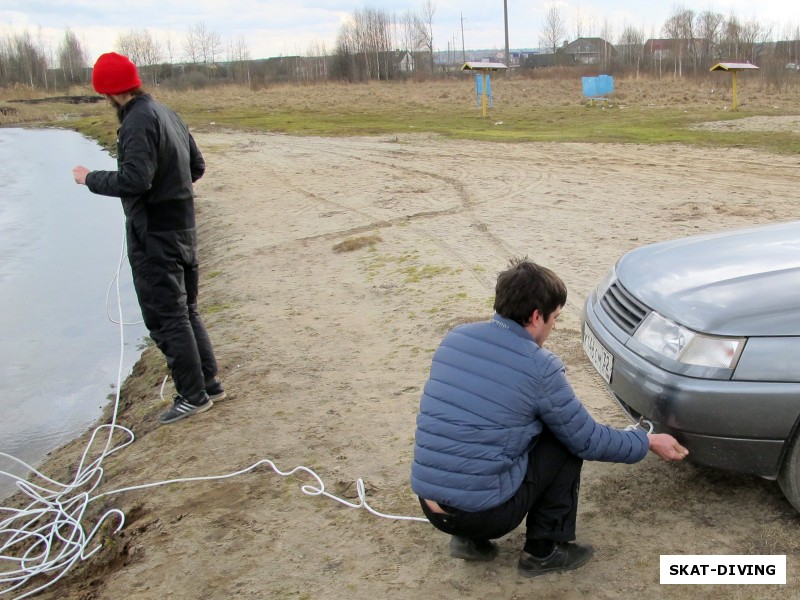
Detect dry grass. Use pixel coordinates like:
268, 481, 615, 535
4, 74, 800, 126
332, 234, 383, 253
3, 74, 800, 154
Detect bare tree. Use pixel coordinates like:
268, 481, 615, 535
334, 23, 357, 81
418, 0, 436, 75
183, 21, 223, 80
351, 9, 372, 79
599, 18, 614, 68
336, 8, 393, 81
617, 23, 644, 75
115, 29, 162, 84
305, 41, 329, 82
57, 28, 88, 86
164, 34, 175, 64
573, 5, 586, 41
116, 30, 162, 66
719, 14, 772, 63
183, 24, 201, 64
397, 10, 416, 57
695, 11, 725, 68
1, 29, 50, 88
206, 30, 223, 66
227, 35, 251, 85
663, 8, 695, 76
540, 4, 566, 55
366, 8, 392, 80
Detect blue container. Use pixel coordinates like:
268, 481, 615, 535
582, 75, 614, 97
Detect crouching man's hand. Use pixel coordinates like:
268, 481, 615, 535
647, 433, 689, 462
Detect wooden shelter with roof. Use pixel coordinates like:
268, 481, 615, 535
461, 62, 508, 117
710, 62, 760, 111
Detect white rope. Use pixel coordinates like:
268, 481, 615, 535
1, 222, 425, 599
104, 234, 143, 327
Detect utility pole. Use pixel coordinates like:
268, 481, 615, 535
503, 0, 510, 68
461, 12, 467, 63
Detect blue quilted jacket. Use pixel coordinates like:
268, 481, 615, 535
411, 315, 648, 512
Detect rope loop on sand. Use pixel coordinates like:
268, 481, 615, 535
1, 228, 425, 599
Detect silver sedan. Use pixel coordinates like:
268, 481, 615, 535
581, 220, 800, 510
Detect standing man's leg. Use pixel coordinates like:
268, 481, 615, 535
184, 256, 223, 399
130, 245, 212, 423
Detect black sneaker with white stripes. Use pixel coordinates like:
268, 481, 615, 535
158, 394, 213, 424
205, 379, 226, 402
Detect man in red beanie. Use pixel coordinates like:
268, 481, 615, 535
73, 52, 225, 424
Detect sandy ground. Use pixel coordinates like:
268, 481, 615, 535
8, 119, 800, 599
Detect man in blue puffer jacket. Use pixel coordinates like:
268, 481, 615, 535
411, 258, 687, 577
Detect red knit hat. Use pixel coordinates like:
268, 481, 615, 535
92, 52, 142, 95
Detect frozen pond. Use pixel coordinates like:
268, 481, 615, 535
0, 128, 146, 501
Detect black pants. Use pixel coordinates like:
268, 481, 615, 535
128, 225, 218, 405
419, 427, 583, 544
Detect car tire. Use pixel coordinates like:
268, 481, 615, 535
778, 432, 800, 512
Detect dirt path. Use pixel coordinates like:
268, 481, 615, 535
17, 128, 800, 599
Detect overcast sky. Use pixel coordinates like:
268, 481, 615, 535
2, 1, 799, 63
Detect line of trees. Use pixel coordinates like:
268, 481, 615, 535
2, 4, 800, 91
0, 21, 252, 91
332, 1, 436, 82
540, 5, 800, 80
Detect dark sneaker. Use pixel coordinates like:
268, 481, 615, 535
517, 542, 594, 578
205, 379, 226, 401
158, 395, 213, 424
450, 536, 499, 561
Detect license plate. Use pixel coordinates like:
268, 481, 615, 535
583, 327, 613, 384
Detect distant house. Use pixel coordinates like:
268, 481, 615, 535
399, 51, 415, 72
643, 39, 680, 61
487, 51, 525, 67
562, 38, 617, 65
774, 39, 800, 64
524, 53, 556, 68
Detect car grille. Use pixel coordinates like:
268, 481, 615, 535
600, 282, 649, 335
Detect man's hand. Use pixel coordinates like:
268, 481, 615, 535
72, 166, 90, 185
647, 433, 689, 462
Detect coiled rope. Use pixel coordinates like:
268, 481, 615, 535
0, 226, 425, 599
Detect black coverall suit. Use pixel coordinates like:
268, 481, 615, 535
86, 94, 218, 405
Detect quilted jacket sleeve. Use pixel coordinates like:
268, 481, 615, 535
535, 353, 648, 463
86, 110, 157, 199
189, 133, 205, 183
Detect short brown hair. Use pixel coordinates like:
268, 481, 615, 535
493, 257, 567, 326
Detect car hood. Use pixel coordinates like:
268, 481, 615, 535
616, 221, 800, 337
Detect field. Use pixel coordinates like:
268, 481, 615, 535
3, 75, 800, 599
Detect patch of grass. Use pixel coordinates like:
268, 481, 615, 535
332, 234, 382, 253
154, 79, 800, 154
11, 77, 799, 162
69, 113, 119, 152
206, 270, 223, 279
203, 303, 231, 315
399, 264, 454, 282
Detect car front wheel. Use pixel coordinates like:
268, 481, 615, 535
778, 431, 800, 512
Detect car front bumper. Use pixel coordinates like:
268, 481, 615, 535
582, 293, 800, 479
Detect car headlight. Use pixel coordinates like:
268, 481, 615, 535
632, 312, 745, 369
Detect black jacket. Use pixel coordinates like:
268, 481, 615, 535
86, 94, 205, 234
